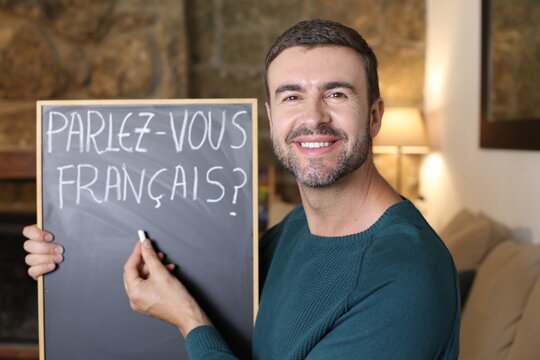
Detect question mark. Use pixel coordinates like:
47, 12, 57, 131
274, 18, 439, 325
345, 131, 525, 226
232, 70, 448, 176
230, 167, 247, 216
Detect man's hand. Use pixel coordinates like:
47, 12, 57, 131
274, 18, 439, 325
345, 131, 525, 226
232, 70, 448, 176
123, 238, 213, 338
22, 225, 64, 280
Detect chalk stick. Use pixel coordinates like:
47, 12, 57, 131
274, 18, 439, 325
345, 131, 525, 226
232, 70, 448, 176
137, 230, 147, 242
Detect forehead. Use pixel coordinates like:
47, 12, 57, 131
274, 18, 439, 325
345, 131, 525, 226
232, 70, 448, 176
267, 45, 367, 90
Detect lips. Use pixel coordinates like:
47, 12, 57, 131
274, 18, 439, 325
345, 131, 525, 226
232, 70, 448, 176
285, 125, 346, 155
299, 141, 334, 149
292, 136, 341, 155
293, 134, 340, 146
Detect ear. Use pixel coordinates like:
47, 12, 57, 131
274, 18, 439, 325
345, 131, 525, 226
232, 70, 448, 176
265, 101, 273, 131
369, 98, 384, 138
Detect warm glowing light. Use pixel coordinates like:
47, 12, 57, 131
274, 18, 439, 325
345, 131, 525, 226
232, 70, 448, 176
426, 66, 445, 101
374, 107, 429, 154
421, 153, 444, 181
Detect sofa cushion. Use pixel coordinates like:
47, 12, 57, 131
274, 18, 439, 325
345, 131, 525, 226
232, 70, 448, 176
460, 241, 540, 360
440, 209, 506, 272
440, 209, 477, 237
506, 274, 540, 360
478, 213, 511, 244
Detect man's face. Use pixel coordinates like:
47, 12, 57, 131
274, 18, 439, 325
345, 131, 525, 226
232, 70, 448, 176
266, 45, 378, 188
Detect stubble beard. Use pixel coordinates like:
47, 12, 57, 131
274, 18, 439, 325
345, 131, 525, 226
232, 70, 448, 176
272, 122, 372, 188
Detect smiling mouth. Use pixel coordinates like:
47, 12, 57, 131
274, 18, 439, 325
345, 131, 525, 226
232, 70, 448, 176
299, 141, 335, 149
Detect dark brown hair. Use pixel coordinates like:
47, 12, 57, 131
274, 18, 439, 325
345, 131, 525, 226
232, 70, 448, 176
264, 19, 380, 106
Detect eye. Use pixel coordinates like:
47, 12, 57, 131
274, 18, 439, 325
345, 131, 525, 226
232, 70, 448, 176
282, 94, 299, 102
327, 91, 346, 99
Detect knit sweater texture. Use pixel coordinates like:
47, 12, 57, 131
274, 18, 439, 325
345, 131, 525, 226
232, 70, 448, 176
186, 199, 460, 359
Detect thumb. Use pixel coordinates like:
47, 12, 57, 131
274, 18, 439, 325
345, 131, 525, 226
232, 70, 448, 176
140, 239, 164, 273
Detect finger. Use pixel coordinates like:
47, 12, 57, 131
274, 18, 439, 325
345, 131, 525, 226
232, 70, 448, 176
141, 259, 175, 276
166, 263, 175, 272
28, 263, 56, 280
23, 239, 63, 256
138, 252, 165, 277
140, 239, 166, 273
25, 253, 63, 267
23, 225, 53, 242
123, 242, 143, 285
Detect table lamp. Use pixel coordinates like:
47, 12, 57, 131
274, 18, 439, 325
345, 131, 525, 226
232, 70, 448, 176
373, 107, 429, 193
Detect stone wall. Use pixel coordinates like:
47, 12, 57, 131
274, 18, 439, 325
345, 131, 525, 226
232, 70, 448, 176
0, 0, 426, 207
0, 0, 189, 210
0, 0, 189, 150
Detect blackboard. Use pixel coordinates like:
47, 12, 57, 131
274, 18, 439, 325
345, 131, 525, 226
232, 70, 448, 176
36, 99, 258, 360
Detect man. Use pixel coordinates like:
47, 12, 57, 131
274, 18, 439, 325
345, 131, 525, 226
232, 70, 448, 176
23, 19, 460, 359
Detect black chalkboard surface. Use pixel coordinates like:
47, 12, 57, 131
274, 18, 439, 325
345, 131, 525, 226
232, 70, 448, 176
36, 99, 258, 360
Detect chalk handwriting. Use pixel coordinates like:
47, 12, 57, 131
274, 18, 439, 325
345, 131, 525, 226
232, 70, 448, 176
46, 106, 251, 216
46, 109, 249, 154
56, 163, 248, 211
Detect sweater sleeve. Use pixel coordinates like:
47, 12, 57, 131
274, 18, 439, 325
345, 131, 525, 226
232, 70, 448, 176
185, 326, 240, 360
305, 234, 460, 360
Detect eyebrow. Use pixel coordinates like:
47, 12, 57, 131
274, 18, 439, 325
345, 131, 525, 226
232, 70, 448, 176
323, 81, 357, 94
274, 81, 358, 98
274, 84, 301, 97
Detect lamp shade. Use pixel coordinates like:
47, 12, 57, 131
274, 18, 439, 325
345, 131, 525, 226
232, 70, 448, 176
373, 107, 429, 154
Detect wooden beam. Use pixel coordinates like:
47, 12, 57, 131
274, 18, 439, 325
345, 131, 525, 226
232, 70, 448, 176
0, 152, 36, 180
0, 344, 38, 359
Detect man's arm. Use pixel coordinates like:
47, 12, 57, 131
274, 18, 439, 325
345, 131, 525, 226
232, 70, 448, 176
305, 289, 459, 359
123, 239, 241, 359
305, 237, 460, 360
123, 239, 213, 337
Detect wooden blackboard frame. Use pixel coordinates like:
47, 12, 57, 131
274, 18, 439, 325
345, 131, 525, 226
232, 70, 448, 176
36, 98, 258, 360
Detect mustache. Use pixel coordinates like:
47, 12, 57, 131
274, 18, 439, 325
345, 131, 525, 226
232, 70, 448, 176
285, 124, 348, 144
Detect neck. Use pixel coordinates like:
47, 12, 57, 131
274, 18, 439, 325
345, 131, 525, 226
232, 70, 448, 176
298, 158, 401, 237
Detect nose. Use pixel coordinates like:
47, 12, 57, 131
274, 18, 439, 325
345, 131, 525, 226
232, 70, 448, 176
300, 96, 330, 129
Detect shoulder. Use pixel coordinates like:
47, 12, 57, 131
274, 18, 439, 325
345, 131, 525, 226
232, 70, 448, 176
369, 200, 454, 269
355, 200, 459, 314
341, 203, 460, 355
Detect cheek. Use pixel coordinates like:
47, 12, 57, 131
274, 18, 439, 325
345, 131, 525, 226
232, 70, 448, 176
269, 122, 288, 146
329, 109, 365, 134
270, 109, 296, 137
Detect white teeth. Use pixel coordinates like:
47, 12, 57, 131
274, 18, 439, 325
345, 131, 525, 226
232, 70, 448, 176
300, 142, 331, 149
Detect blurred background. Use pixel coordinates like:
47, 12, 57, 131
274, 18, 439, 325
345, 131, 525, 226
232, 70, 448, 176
1, 0, 539, 359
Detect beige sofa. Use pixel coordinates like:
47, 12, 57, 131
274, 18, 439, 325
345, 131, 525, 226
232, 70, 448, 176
440, 210, 540, 360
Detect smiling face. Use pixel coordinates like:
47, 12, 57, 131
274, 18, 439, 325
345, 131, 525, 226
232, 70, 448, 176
266, 45, 382, 188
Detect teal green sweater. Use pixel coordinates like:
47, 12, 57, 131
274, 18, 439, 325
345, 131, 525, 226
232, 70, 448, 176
186, 200, 460, 359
